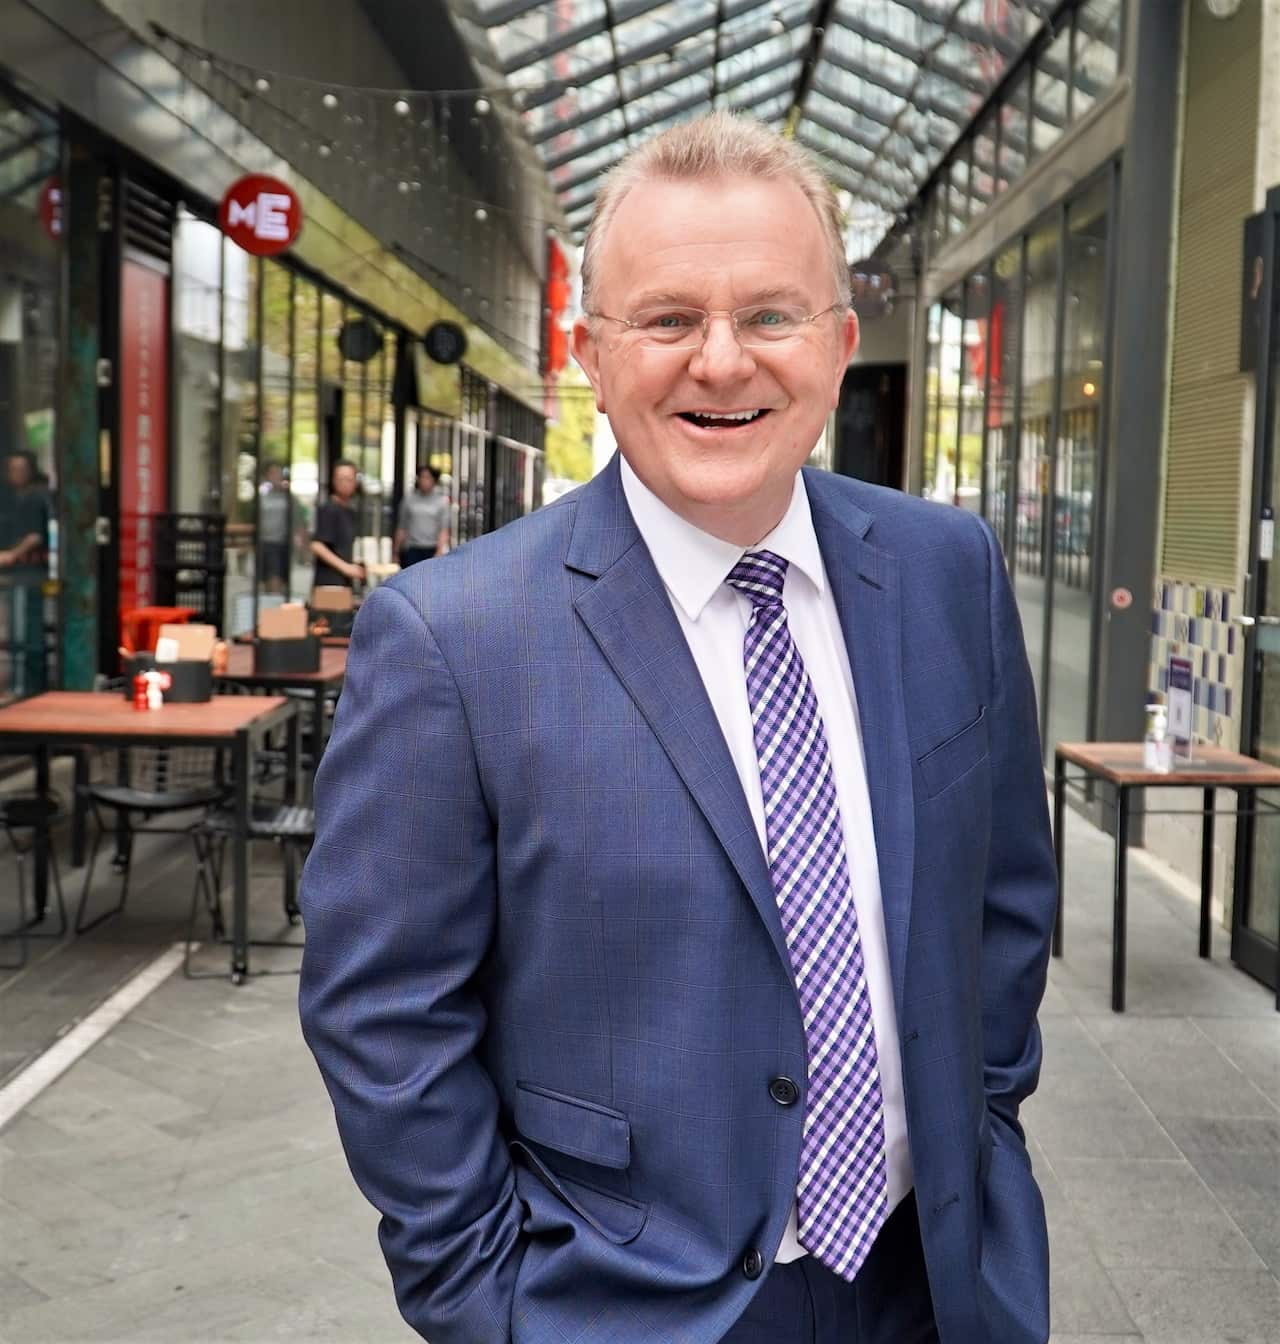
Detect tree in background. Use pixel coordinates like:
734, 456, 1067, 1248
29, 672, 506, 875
543, 366, 597, 483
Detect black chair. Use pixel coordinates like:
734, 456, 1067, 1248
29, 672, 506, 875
185, 800, 314, 978
0, 793, 68, 969
74, 742, 230, 934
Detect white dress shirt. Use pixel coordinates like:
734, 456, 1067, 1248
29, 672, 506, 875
619, 457, 912, 1262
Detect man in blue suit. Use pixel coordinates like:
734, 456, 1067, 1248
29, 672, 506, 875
300, 112, 1055, 1343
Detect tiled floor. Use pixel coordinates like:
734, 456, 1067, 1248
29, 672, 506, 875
0, 801, 1276, 1342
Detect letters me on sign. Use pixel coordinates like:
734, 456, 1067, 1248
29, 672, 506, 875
219, 174, 302, 257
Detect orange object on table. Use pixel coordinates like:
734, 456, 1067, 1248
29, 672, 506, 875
120, 606, 198, 655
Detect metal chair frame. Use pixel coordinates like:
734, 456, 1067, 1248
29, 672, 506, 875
0, 794, 69, 970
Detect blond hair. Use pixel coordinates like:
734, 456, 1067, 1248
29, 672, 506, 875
580, 111, 850, 310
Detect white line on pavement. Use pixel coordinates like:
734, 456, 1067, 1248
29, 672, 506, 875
0, 942, 187, 1131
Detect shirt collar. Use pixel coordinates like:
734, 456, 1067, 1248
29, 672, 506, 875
618, 455, 826, 622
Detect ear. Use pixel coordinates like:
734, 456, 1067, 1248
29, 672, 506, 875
830, 308, 859, 406
572, 317, 607, 413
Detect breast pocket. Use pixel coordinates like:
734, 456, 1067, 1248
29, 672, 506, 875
917, 707, 988, 799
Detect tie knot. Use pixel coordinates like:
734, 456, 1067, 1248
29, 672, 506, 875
726, 550, 789, 609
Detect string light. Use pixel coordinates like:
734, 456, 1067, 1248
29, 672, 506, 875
322, 92, 339, 109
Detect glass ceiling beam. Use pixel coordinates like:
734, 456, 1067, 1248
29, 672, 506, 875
557, 65, 794, 213
828, 12, 986, 101
793, 132, 903, 210
817, 46, 966, 128
800, 104, 916, 175
473, 0, 559, 32
808, 75, 951, 152
543, 44, 796, 173
532, 0, 779, 142
520, 0, 774, 113
499, 0, 667, 75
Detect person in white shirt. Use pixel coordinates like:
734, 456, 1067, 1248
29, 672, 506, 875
301, 112, 1056, 1344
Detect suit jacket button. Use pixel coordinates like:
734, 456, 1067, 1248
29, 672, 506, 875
742, 1248, 764, 1280
769, 1076, 799, 1106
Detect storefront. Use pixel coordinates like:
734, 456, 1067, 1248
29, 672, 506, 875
912, 0, 1126, 763
0, 78, 60, 703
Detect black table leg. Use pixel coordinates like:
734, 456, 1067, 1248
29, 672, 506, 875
33, 748, 50, 920
285, 707, 300, 807
1053, 753, 1067, 957
231, 729, 251, 984
1113, 785, 1131, 1013
1199, 787, 1215, 958
72, 749, 88, 867
310, 688, 325, 796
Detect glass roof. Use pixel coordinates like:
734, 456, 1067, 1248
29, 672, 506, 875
458, 0, 1057, 246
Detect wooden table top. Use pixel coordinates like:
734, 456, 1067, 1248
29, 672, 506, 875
218, 645, 348, 685
1056, 741, 1280, 787
0, 691, 293, 741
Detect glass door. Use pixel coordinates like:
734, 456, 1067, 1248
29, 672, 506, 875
1234, 187, 1280, 993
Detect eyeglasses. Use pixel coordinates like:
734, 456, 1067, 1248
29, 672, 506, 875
586, 302, 845, 350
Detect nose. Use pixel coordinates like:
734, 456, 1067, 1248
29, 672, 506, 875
688, 312, 757, 381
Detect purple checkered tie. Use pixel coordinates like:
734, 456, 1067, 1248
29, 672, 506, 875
726, 549, 888, 1282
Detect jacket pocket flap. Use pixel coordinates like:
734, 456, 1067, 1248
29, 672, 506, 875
515, 1082, 631, 1170
512, 1140, 648, 1245
917, 706, 988, 798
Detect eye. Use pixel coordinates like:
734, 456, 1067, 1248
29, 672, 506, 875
641, 309, 697, 331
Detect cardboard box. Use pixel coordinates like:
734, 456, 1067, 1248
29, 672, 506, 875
311, 585, 354, 612
156, 623, 217, 661
257, 603, 309, 640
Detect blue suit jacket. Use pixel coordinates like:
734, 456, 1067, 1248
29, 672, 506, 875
299, 456, 1056, 1343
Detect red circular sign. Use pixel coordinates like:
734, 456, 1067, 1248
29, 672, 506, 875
1110, 587, 1133, 610
38, 176, 63, 240
218, 174, 302, 256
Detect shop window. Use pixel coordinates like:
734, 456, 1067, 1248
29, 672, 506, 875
1014, 212, 1062, 708
936, 291, 964, 505
984, 242, 1024, 555
172, 210, 223, 516
1046, 173, 1110, 756
959, 271, 989, 514
922, 303, 943, 499
0, 92, 59, 700
290, 280, 320, 594
221, 248, 258, 635
259, 262, 293, 599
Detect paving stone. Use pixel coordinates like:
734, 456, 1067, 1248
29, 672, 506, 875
1107, 1266, 1280, 1343
1053, 1157, 1267, 1272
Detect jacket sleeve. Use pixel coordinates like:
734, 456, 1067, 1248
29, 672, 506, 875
978, 517, 1058, 1140
298, 581, 524, 1343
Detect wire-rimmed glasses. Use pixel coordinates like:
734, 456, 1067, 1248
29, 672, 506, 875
586, 302, 845, 350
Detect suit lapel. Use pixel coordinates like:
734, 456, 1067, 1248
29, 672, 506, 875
567, 459, 790, 971
806, 472, 915, 1013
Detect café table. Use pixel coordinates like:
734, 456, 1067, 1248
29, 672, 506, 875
215, 645, 348, 777
1053, 741, 1280, 1011
0, 691, 299, 983
233, 632, 350, 648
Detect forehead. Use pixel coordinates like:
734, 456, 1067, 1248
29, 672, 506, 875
596, 174, 830, 305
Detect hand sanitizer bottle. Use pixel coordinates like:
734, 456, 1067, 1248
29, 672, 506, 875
1143, 703, 1172, 773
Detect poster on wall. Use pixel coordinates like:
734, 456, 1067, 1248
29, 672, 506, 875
1167, 653, 1194, 757
119, 254, 169, 619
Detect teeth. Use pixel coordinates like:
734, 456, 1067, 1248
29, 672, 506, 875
688, 409, 763, 423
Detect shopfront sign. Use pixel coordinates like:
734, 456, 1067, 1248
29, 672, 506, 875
119, 256, 169, 617
219, 174, 302, 256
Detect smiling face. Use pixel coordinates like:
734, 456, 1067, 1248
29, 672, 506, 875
574, 173, 857, 545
